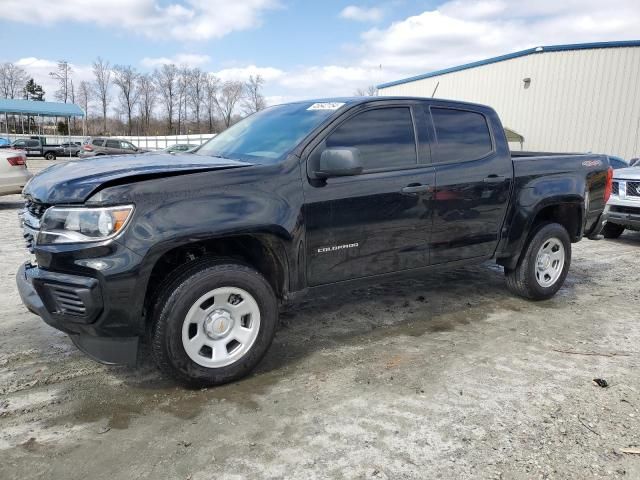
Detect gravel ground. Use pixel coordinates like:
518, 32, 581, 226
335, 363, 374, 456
1, 160, 639, 479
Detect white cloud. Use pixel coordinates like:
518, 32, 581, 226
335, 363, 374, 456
141, 53, 212, 68
214, 65, 285, 82
10, 0, 640, 105
266, 0, 640, 98
1, 0, 279, 41
339, 5, 384, 23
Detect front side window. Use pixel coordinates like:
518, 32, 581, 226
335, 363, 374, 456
106, 140, 120, 149
121, 141, 135, 150
26, 140, 39, 147
431, 108, 493, 163
325, 107, 417, 171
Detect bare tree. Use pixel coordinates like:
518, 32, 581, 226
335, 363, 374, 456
92, 57, 111, 133
113, 65, 140, 135
49, 60, 73, 103
154, 64, 178, 134
137, 73, 156, 135
215, 80, 244, 129
176, 65, 190, 134
188, 68, 206, 132
354, 85, 378, 96
78, 80, 92, 134
204, 74, 220, 133
241, 74, 266, 115
0, 62, 28, 99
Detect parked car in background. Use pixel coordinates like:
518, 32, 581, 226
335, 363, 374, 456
0, 138, 10, 147
602, 165, 640, 238
79, 137, 149, 158
162, 143, 199, 153
4, 137, 65, 160
607, 155, 629, 170
60, 141, 81, 157
0, 149, 31, 196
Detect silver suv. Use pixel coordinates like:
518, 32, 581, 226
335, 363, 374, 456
603, 166, 640, 238
79, 137, 148, 158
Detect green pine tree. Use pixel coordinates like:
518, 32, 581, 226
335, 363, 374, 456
23, 78, 45, 101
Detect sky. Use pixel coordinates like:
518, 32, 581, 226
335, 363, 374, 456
2, 0, 640, 106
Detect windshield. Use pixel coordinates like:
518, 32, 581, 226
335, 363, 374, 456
194, 102, 343, 163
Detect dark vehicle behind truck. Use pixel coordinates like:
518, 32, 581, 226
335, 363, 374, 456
17, 97, 611, 386
4, 136, 67, 160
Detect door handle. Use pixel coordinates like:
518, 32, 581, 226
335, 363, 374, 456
401, 184, 431, 194
483, 175, 506, 183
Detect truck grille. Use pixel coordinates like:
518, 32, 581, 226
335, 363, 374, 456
627, 181, 640, 197
21, 200, 50, 253
612, 181, 619, 196
50, 285, 87, 316
25, 200, 50, 218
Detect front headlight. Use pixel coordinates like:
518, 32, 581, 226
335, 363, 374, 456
38, 205, 134, 244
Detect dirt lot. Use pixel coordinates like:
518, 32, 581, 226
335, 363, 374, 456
1, 162, 639, 479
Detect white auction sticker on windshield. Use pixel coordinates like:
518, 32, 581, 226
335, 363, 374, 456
307, 102, 345, 111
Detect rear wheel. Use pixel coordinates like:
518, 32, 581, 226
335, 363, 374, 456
151, 260, 278, 387
505, 222, 571, 300
602, 222, 625, 239
44, 152, 56, 160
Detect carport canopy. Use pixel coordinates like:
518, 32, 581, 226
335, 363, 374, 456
0, 98, 84, 117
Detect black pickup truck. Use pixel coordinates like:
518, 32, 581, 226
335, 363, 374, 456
17, 97, 612, 386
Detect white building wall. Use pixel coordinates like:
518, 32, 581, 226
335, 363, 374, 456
379, 47, 640, 159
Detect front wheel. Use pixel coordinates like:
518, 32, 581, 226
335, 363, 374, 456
151, 260, 278, 387
602, 222, 625, 239
505, 222, 571, 300
44, 152, 56, 160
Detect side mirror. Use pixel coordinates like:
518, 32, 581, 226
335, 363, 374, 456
315, 148, 363, 178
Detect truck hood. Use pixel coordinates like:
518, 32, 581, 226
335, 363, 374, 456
24, 153, 252, 204
613, 166, 640, 181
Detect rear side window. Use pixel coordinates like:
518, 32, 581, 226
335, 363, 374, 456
325, 107, 417, 171
92, 139, 105, 146
106, 140, 120, 149
431, 108, 492, 163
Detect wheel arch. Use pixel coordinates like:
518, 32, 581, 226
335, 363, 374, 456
498, 197, 583, 270
142, 233, 290, 327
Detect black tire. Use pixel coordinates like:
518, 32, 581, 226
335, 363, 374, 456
151, 259, 278, 387
44, 152, 56, 160
505, 222, 571, 300
602, 222, 625, 239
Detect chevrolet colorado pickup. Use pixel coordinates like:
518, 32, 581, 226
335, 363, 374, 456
17, 97, 612, 386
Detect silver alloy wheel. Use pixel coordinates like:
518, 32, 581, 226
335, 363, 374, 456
534, 237, 565, 288
181, 286, 261, 368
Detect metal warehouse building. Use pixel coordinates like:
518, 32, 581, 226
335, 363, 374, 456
377, 40, 640, 159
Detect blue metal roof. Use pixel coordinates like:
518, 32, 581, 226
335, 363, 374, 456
377, 40, 640, 89
0, 98, 84, 117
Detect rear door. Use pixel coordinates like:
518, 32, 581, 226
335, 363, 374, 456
105, 139, 122, 154
303, 102, 435, 286
426, 104, 513, 264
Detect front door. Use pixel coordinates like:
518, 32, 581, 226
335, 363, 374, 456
304, 105, 434, 286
